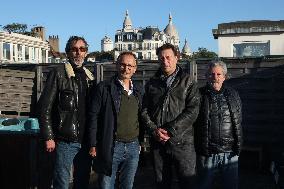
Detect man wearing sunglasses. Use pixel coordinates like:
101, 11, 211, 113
38, 36, 94, 189
89, 52, 143, 189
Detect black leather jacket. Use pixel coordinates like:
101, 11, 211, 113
38, 63, 94, 142
194, 84, 242, 156
142, 66, 200, 147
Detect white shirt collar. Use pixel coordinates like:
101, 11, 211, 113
118, 79, 133, 96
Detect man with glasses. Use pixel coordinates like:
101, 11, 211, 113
38, 36, 94, 189
141, 43, 200, 189
89, 52, 143, 189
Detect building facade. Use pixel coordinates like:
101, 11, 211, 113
114, 10, 180, 60
0, 29, 49, 63
213, 20, 284, 57
101, 35, 114, 52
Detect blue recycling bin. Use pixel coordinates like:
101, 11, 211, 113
0, 117, 39, 132
0, 117, 40, 189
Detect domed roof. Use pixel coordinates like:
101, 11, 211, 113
164, 13, 178, 37
102, 35, 113, 43
123, 10, 132, 30
182, 39, 191, 55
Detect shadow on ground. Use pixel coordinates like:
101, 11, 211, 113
86, 153, 276, 189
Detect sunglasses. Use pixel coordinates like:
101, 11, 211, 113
71, 47, 87, 52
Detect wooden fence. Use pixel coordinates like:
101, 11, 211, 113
1, 57, 284, 167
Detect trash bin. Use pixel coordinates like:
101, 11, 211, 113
0, 117, 39, 189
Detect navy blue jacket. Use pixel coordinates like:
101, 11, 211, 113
88, 76, 143, 176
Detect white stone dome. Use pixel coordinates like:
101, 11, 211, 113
123, 10, 132, 30
164, 13, 178, 37
182, 39, 191, 56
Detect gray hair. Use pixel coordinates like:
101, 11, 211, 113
206, 60, 228, 76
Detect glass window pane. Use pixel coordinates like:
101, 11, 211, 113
233, 42, 270, 57
3, 43, 10, 60
25, 46, 29, 60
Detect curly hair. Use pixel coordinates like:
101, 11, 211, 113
206, 60, 228, 76
65, 36, 89, 54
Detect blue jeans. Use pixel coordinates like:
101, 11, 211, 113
99, 140, 140, 189
53, 141, 92, 189
196, 153, 239, 189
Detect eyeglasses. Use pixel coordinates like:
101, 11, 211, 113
119, 62, 136, 69
70, 47, 87, 53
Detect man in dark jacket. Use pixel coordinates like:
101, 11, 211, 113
141, 43, 200, 189
38, 36, 94, 189
195, 60, 242, 189
89, 52, 143, 189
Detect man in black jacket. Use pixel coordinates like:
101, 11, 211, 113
89, 52, 143, 189
38, 36, 94, 189
141, 43, 200, 189
195, 60, 242, 189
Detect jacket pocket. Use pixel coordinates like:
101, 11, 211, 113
59, 90, 75, 112
58, 111, 78, 141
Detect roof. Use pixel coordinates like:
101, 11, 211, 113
123, 10, 132, 29
212, 20, 284, 39
141, 27, 160, 39
164, 13, 179, 37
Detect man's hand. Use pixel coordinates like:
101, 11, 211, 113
89, 147, 97, 157
154, 128, 170, 144
46, 139, 55, 152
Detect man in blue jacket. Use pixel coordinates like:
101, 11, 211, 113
89, 52, 143, 189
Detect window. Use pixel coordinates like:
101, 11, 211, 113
137, 34, 142, 40
13, 44, 17, 61
25, 46, 29, 60
155, 43, 158, 49
137, 52, 143, 59
18, 44, 23, 61
148, 52, 151, 59
128, 44, 132, 51
31, 47, 35, 61
35, 48, 39, 62
127, 34, 132, 40
42, 49, 46, 63
3, 43, 10, 60
233, 42, 270, 57
147, 43, 151, 50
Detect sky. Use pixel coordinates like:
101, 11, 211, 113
1, 0, 283, 54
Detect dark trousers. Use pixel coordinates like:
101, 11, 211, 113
151, 141, 197, 189
73, 145, 93, 189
